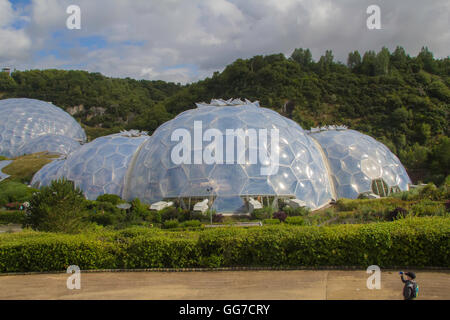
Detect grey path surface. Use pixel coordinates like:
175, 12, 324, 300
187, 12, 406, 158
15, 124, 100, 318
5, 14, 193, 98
0, 270, 449, 300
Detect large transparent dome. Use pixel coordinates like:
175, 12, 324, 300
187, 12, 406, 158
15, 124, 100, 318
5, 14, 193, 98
310, 128, 411, 198
17, 134, 81, 157
30, 99, 413, 212
47, 131, 149, 200
30, 159, 65, 188
125, 99, 334, 211
0, 98, 86, 158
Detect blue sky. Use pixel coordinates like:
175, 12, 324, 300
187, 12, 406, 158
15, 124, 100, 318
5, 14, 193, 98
1, 0, 449, 83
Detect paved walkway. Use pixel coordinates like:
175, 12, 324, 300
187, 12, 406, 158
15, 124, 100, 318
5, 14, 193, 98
1, 270, 448, 300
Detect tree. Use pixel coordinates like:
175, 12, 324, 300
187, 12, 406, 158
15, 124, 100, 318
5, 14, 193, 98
290, 48, 313, 68
391, 46, 408, 71
375, 47, 390, 75
0, 73, 17, 91
417, 46, 438, 74
25, 179, 88, 233
361, 50, 377, 76
347, 51, 362, 71
317, 50, 334, 74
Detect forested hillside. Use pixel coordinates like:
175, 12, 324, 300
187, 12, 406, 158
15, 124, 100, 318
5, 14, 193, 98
0, 46, 448, 184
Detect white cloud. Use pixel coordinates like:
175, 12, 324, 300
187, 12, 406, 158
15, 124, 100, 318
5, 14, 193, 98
0, 0, 449, 83
0, 0, 32, 63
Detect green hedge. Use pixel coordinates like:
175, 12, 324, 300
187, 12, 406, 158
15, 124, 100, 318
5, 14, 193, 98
0, 217, 448, 272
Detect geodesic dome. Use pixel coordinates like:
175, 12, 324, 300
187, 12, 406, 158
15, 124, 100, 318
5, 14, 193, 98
124, 99, 335, 212
0, 98, 86, 158
30, 99, 412, 212
17, 134, 81, 157
46, 131, 149, 200
310, 128, 411, 198
30, 159, 65, 188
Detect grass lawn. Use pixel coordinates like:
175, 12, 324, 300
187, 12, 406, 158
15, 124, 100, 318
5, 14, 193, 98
1, 152, 59, 183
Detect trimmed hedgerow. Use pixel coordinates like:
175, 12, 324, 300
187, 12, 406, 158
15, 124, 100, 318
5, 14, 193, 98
0, 217, 448, 272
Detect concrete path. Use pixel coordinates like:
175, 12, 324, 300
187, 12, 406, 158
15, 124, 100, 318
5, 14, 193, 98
1, 270, 448, 300
0, 224, 23, 234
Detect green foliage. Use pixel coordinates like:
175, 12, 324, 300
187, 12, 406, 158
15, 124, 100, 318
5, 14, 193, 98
282, 205, 311, 217
410, 201, 446, 217
24, 179, 89, 233
0, 210, 25, 224
182, 220, 202, 228
0, 217, 447, 272
86, 201, 125, 227
263, 219, 280, 225
163, 219, 179, 229
4, 69, 181, 135
0, 153, 56, 183
250, 206, 274, 220
285, 216, 306, 225
0, 181, 37, 206
96, 194, 123, 205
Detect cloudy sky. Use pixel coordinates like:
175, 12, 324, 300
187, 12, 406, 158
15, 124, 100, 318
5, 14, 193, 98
0, 0, 449, 83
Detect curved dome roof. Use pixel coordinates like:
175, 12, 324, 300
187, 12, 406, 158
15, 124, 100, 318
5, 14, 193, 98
125, 99, 334, 211
51, 131, 149, 200
310, 129, 411, 198
30, 99, 412, 212
17, 134, 81, 157
30, 159, 65, 188
0, 98, 86, 158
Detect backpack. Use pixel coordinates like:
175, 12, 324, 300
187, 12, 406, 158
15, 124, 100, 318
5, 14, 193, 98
407, 281, 419, 299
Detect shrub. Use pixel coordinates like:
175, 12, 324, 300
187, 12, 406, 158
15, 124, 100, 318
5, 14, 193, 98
163, 219, 179, 229
182, 220, 202, 228
282, 206, 310, 217
24, 179, 89, 233
273, 211, 287, 222
386, 207, 408, 221
159, 207, 179, 222
212, 213, 224, 223
418, 183, 440, 200
410, 200, 446, 217
285, 216, 305, 225
263, 219, 280, 225
88, 208, 126, 227
96, 194, 123, 205
0, 181, 37, 206
0, 211, 25, 224
250, 206, 274, 220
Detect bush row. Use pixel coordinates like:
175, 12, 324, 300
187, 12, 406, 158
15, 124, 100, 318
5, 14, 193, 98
0, 217, 448, 272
